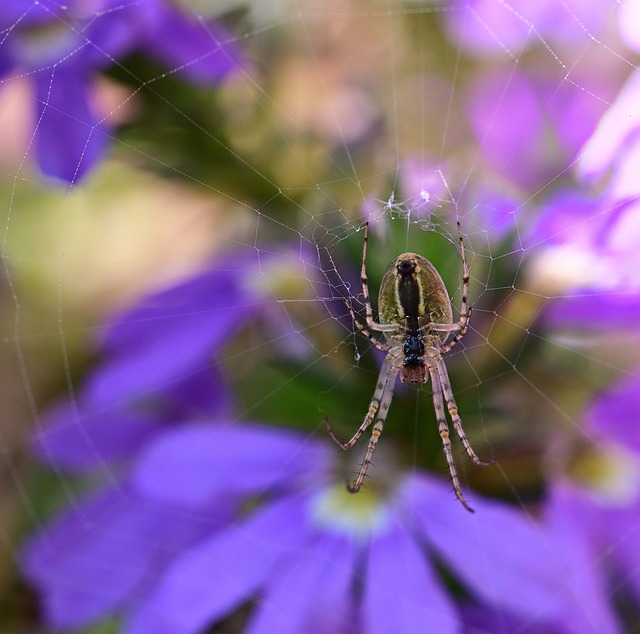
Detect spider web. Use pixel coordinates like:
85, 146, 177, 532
1, 0, 640, 632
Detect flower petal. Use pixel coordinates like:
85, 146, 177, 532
85, 266, 256, 407
33, 364, 232, 471
31, 401, 157, 471
133, 423, 330, 507
125, 493, 311, 634
144, 8, 241, 84
20, 486, 218, 629
245, 531, 357, 634
545, 486, 621, 634
34, 64, 109, 182
363, 521, 459, 634
585, 372, 640, 453
460, 602, 566, 634
404, 476, 567, 621
601, 500, 640, 603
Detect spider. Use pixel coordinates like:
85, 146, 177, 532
325, 221, 490, 512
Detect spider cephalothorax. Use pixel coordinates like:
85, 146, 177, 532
325, 222, 490, 512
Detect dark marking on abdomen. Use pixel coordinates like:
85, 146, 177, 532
398, 274, 420, 317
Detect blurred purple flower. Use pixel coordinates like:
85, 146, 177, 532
619, 1, 640, 52
523, 192, 640, 329
465, 67, 612, 190
444, 1, 614, 56
21, 244, 323, 630
32, 244, 320, 471
579, 69, 640, 203
20, 484, 235, 630
0, 0, 240, 182
544, 370, 640, 630
114, 422, 616, 634
18, 232, 626, 632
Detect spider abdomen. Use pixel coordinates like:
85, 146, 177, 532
378, 252, 453, 384
377, 252, 453, 331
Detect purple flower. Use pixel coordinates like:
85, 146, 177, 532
32, 244, 320, 471
523, 192, 640, 330
18, 235, 624, 632
20, 484, 235, 630
465, 68, 612, 190
444, 1, 614, 56
112, 422, 617, 634
543, 370, 640, 628
0, 0, 240, 182
21, 243, 323, 630
579, 69, 640, 203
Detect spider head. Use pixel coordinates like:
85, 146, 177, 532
396, 258, 417, 276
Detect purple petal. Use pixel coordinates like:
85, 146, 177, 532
144, 8, 241, 84
31, 400, 158, 471
444, 0, 534, 55
467, 70, 547, 189
543, 292, 640, 330
584, 372, 640, 452
34, 64, 109, 182
364, 521, 459, 634
98, 259, 258, 352
125, 493, 311, 634
544, 486, 621, 634
85, 265, 259, 407
75, 243, 319, 414
163, 362, 234, 418
0, 0, 44, 24
579, 70, 640, 184
33, 365, 232, 470
79, 0, 159, 68
460, 603, 567, 634
404, 476, 570, 622
133, 423, 330, 507
246, 532, 357, 634
445, 1, 611, 55
20, 486, 221, 630
599, 499, 640, 603
525, 192, 601, 248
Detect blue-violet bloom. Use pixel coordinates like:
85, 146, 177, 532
0, 0, 240, 182
117, 422, 620, 634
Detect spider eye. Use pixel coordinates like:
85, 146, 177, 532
396, 260, 415, 275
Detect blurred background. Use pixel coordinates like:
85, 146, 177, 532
1, 0, 640, 632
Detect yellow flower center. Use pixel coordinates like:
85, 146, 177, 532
568, 443, 640, 506
310, 483, 391, 538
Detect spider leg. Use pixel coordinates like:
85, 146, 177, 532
359, 222, 375, 328
440, 306, 472, 354
344, 299, 388, 352
347, 356, 402, 493
427, 358, 474, 513
432, 347, 492, 467
347, 222, 397, 350
439, 220, 472, 354
457, 219, 470, 325
356, 223, 398, 334
324, 351, 400, 449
